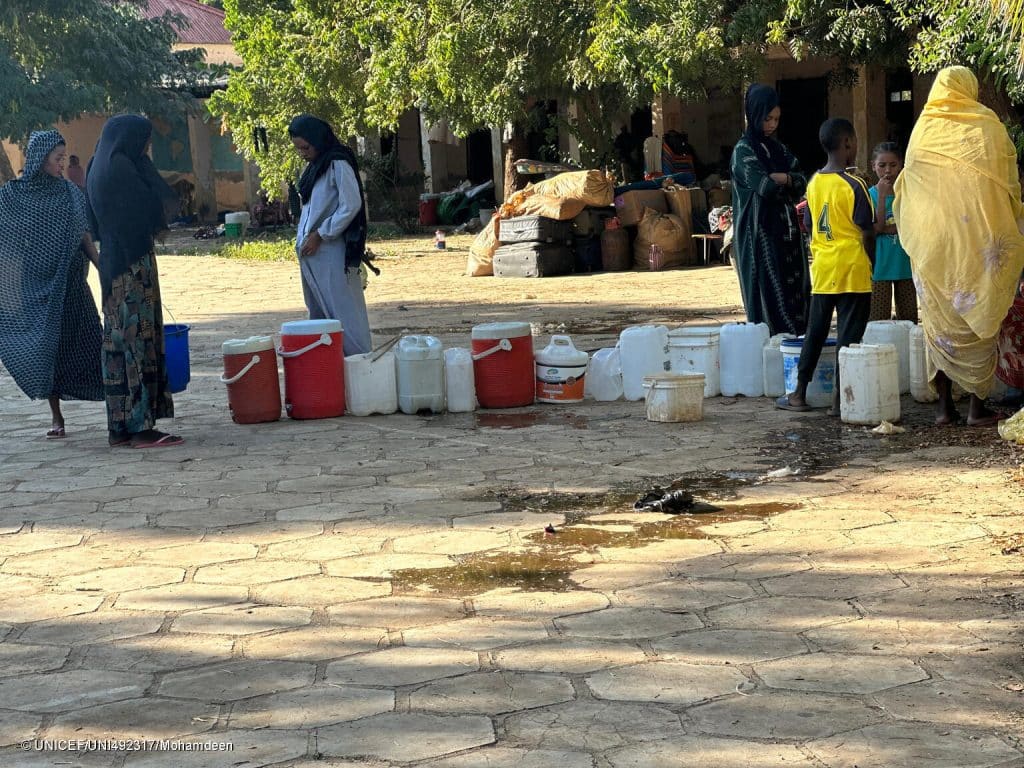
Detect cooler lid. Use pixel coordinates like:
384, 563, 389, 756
280, 319, 342, 335
472, 321, 532, 340
222, 335, 274, 355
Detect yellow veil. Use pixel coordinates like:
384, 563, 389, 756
893, 66, 1024, 397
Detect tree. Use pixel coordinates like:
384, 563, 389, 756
210, 0, 761, 195
0, 0, 203, 182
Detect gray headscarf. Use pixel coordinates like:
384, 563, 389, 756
0, 130, 94, 399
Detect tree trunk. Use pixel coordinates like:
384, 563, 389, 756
502, 123, 529, 200
0, 147, 15, 185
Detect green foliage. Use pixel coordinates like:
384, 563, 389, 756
0, 0, 204, 144
360, 151, 425, 233
219, 237, 297, 262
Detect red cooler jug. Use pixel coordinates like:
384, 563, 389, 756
471, 321, 535, 408
220, 335, 281, 424
279, 319, 345, 419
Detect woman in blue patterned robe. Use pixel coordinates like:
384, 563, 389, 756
0, 130, 103, 438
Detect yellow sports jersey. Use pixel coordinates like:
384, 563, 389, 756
803, 171, 875, 294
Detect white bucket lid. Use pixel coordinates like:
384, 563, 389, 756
472, 321, 532, 340
281, 319, 342, 335
222, 335, 274, 355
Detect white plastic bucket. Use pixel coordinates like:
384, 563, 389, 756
394, 335, 445, 414
862, 320, 912, 394
762, 333, 796, 398
908, 324, 937, 403
667, 325, 721, 398
643, 374, 705, 423
619, 325, 671, 401
444, 347, 476, 413
781, 337, 837, 408
719, 322, 770, 397
585, 348, 623, 401
344, 351, 398, 416
839, 343, 901, 424
535, 335, 589, 404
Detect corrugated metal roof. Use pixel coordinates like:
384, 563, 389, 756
144, 0, 232, 45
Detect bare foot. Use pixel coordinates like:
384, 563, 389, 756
934, 397, 960, 425
967, 397, 1002, 427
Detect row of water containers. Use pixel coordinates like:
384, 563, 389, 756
221, 317, 927, 426
588, 319, 930, 424
221, 320, 591, 423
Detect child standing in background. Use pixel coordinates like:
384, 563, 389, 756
868, 143, 917, 322
777, 118, 876, 415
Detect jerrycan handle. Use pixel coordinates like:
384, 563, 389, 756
472, 338, 512, 360
551, 335, 573, 347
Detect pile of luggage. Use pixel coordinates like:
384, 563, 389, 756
467, 169, 716, 278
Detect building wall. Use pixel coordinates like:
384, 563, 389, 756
174, 42, 241, 67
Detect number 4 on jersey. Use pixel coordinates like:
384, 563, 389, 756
816, 204, 834, 241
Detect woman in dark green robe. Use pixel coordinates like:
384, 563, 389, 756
730, 84, 810, 336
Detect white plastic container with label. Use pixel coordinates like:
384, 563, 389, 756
344, 351, 398, 416
619, 325, 671, 401
585, 348, 623, 401
839, 343, 901, 424
862, 320, 912, 394
535, 335, 589, 404
667, 325, 721, 397
395, 335, 445, 414
444, 347, 476, 412
719, 322, 770, 397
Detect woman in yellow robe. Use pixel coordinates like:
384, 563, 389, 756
894, 66, 1024, 426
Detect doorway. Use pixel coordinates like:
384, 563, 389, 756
466, 129, 494, 185
776, 77, 829, 174
885, 69, 915, 152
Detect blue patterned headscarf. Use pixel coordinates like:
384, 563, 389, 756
0, 130, 91, 398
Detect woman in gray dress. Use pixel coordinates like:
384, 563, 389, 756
0, 130, 103, 438
287, 114, 372, 356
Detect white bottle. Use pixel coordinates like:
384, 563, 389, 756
535, 335, 589, 404
839, 343, 901, 424
395, 335, 445, 414
762, 333, 795, 398
344, 351, 398, 416
719, 322, 770, 397
444, 347, 476, 412
586, 348, 624, 401
619, 325, 671, 401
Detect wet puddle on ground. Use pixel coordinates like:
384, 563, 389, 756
392, 473, 799, 596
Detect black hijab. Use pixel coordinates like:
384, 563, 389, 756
744, 84, 791, 173
86, 115, 177, 298
288, 114, 367, 270
289, 115, 353, 204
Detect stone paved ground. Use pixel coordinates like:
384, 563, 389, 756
1, 243, 1022, 768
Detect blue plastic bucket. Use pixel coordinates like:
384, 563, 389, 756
165, 323, 191, 394
781, 337, 836, 408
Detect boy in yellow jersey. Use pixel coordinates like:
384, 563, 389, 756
777, 118, 875, 415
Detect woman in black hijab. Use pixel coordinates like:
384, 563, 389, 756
87, 115, 183, 448
287, 115, 372, 355
730, 85, 810, 336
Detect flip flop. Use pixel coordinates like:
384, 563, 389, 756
46, 426, 66, 439
775, 396, 812, 412
132, 434, 184, 449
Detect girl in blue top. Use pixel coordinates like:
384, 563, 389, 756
868, 143, 918, 322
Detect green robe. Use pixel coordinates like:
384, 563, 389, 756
730, 137, 810, 336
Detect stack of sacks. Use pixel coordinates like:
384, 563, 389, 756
466, 170, 615, 276
613, 178, 703, 269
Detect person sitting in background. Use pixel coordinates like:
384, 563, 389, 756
661, 130, 698, 183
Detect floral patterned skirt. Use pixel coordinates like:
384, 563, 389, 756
101, 253, 173, 435
996, 293, 1024, 390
